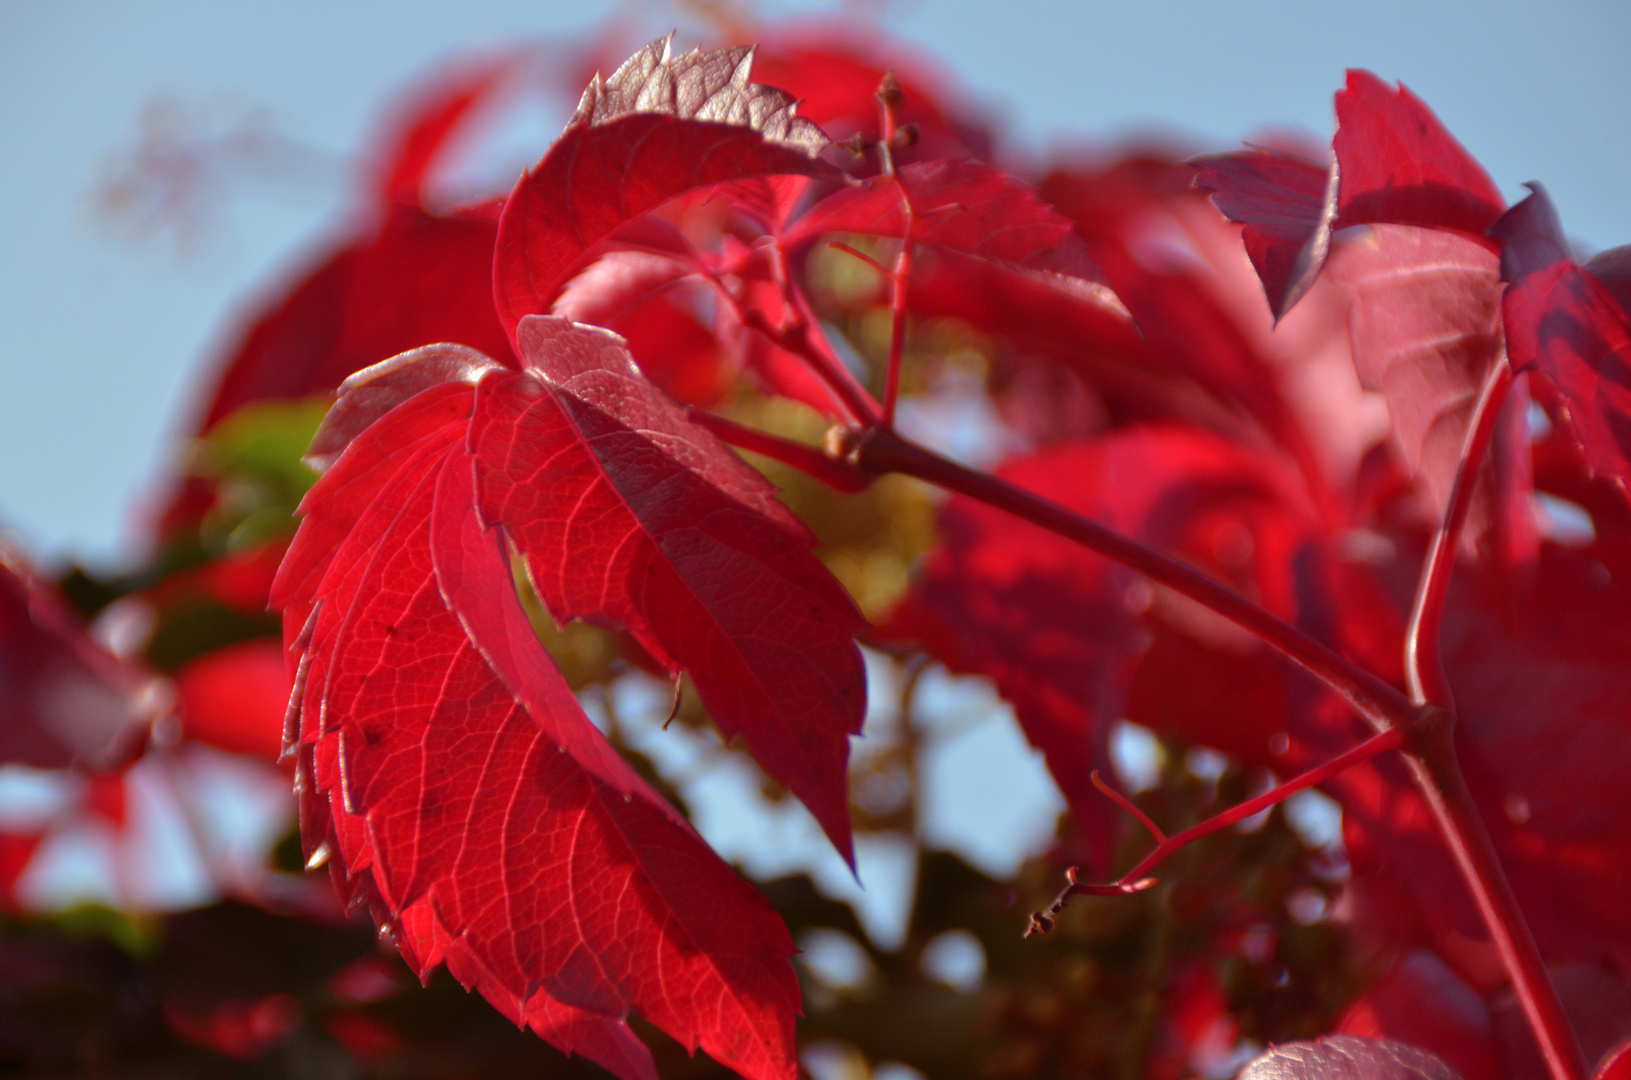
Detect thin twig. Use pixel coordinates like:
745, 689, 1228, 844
1404, 360, 1514, 708
1091, 770, 1166, 844
1030, 727, 1404, 936
688, 409, 871, 492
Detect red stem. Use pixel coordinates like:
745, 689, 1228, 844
699, 246, 882, 426
882, 235, 912, 428
851, 427, 1415, 732
1404, 360, 1514, 708
1393, 359, 1580, 1079
688, 410, 870, 492
742, 288, 1576, 1075
1117, 726, 1402, 885
1091, 770, 1166, 844
1404, 719, 1588, 1080
1028, 729, 1401, 936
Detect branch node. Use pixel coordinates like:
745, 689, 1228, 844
1091, 769, 1168, 843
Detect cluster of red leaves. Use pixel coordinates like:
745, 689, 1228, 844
6, 20, 1631, 1080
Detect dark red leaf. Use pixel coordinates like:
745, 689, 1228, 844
1585, 245, 1631, 320
322, 1012, 400, 1067
1237, 1034, 1466, 1080
469, 316, 867, 861
1332, 548, 1631, 971
493, 37, 841, 335
0, 542, 161, 771
279, 377, 802, 1080
1493, 185, 1631, 495
1192, 146, 1331, 320
1196, 70, 1503, 321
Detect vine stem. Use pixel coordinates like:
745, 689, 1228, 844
848, 425, 1415, 732
1403, 718, 1587, 1080
1394, 355, 1585, 1080
1404, 359, 1514, 708
698, 267, 1582, 1077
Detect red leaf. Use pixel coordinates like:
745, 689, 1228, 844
1196, 70, 1503, 321
889, 427, 1308, 870
0, 542, 161, 771
175, 639, 290, 763
1324, 225, 1534, 560
789, 159, 1112, 285
273, 357, 497, 642
715, 252, 853, 416
748, 34, 992, 169
189, 204, 513, 439
493, 37, 840, 336
1333, 548, 1631, 971
1332, 71, 1504, 238
1192, 147, 1331, 319
0, 832, 43, 911
164, 993, 300, 1060
1492, 184, 1631, 496
550, 238, 730, 407
469, 316, 867, 861
1238, 1034, 1468, 1080
1585, 244, 1631, 320
1598, 1040, 1631, 1080
279, 376, 802, 1080
1338, 951, 1501, 1080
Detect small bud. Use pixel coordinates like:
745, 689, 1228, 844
876, 70, 904, 110
891, 123, 920, 150
838, 132, 870, 157
825, 424, 862, 462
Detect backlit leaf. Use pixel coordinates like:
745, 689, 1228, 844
1238, 1034, 1465, 1080
1492, 184, 1631, 496
493, 37, 841, 335
1196, 70, 1504, 321
277, 366, 802, 1080
469, 316, 867, 861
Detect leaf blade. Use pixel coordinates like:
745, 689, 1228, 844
493, 38, 840, 335
470, 316, 867, 862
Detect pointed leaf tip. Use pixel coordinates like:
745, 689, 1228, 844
494, 38, 841, 335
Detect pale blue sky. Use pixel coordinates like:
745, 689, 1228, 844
2, 0, 1627, 564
